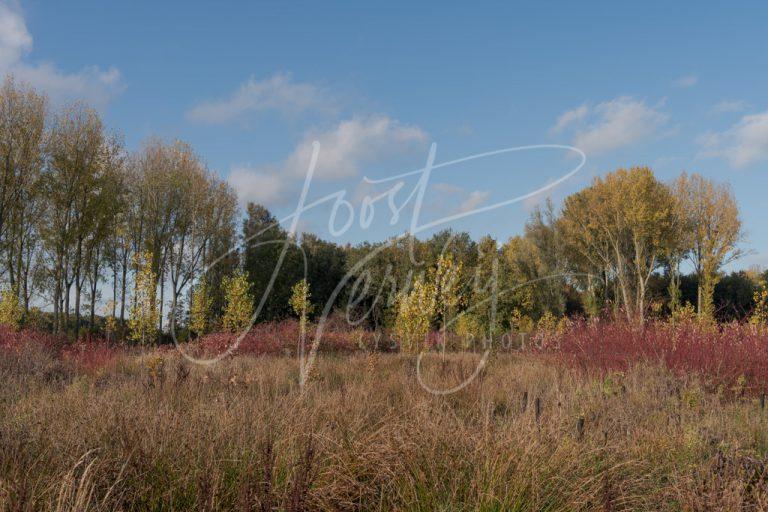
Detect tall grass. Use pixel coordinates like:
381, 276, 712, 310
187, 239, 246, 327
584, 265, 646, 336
3, 326, 768, 510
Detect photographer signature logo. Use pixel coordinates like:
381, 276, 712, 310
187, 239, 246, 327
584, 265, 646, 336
171, 141, 586, 394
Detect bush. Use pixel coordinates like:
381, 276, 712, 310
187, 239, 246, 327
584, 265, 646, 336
533, 318, 768, 395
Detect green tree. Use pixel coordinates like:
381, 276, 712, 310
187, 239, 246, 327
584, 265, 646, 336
242, 203, 302, 320
302, 233, 346, 314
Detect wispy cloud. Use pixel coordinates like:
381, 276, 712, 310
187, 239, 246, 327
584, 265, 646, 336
551, 104, 588, 133
553, 97, 668, 155
459, 190, 490, 213
698, 109, 768, 168
430, 182, 491, 215
711, 100, 749, 114
228, 115, 428, 205
186, 73, 333, 124
672, 74, 698, 88
0, 2, 123, 107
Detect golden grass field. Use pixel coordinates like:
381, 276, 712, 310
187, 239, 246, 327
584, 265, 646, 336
3, 340, 768, 511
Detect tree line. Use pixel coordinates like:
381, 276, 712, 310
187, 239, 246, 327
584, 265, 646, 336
0, 74, 761, 342
0, 76, 238, 338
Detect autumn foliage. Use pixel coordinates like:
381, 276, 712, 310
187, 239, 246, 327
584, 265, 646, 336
532, 318, 768, 395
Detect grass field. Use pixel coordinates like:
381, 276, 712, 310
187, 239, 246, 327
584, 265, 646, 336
3, 325, 768, 511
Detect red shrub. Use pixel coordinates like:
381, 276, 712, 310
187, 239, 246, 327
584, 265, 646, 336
0, 325, 124, 374
0, 325, 62, 351
60, 341, 123, 373
533, 319, 768, 394
195, 319, 365, 357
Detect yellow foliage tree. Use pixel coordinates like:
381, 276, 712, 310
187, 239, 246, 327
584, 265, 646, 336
0, 286, 22, 330
672, 173, 742, 321
559, 167, 677, 324
189, 279, 212, 336
750, 281, 768, 330
454, 313, 483, 350
432, 253, 463, 333
128, 251, 158, 344
222, 271, 253, 333
394, 278, 436, 353
103, 300, 117, 341
290, 278, 313, 338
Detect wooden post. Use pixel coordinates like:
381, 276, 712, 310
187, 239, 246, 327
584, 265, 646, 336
576, 417, 585, 440
534, 397, 541, 424
760, 393, 765, 411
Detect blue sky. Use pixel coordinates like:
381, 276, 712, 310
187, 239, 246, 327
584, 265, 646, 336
4, 0, 768, 268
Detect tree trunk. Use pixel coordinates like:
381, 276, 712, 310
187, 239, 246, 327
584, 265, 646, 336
74, 237, 83, 335
158, 266, 165, 333
120, 250, 127, 326
89, 248, 100, 330
53, 254, 62, 333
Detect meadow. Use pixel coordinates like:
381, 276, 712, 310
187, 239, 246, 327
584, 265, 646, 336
3, 321, 768, 511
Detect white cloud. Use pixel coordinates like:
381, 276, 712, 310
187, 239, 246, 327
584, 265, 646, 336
553, 97, 668, 155
453, 124, 474, 136
672, 75, 698, 88
0, 2, 30, 69
186, 73, 332, 124
433, 182, 463, 194
280, 116, 427, 180
227, 167, 286, 205
698, 110, 768, 168
0, 2, 123, 107
551, 104, 588, 133
711, 100, 749, 114
459, 190, 490, 213
227, 115, 428, 205
431, 182, 491, 214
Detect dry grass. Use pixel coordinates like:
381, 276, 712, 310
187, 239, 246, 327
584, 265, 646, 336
3, 342, 768, 511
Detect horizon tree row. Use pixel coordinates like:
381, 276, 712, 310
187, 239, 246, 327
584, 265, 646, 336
0, 73, 759, 341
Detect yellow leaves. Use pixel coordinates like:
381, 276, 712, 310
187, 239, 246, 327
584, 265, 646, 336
510, 309, 534, 334
560, 166, 679, 322
143, 354, 166, 388
432, 253, 463, 322
289, 279, 313, 319
128, 251, 158, 344
750, 281, 768, 331
103, 300, 118, 340
290, 279, 313, 342
454, 313, 484, 348
394, 278, 436, 354
670, 302, 697, 325
0, 286, 22, 330
222, 271, 253, 334
189, 281, 212, 335
673, 172, 743, 318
